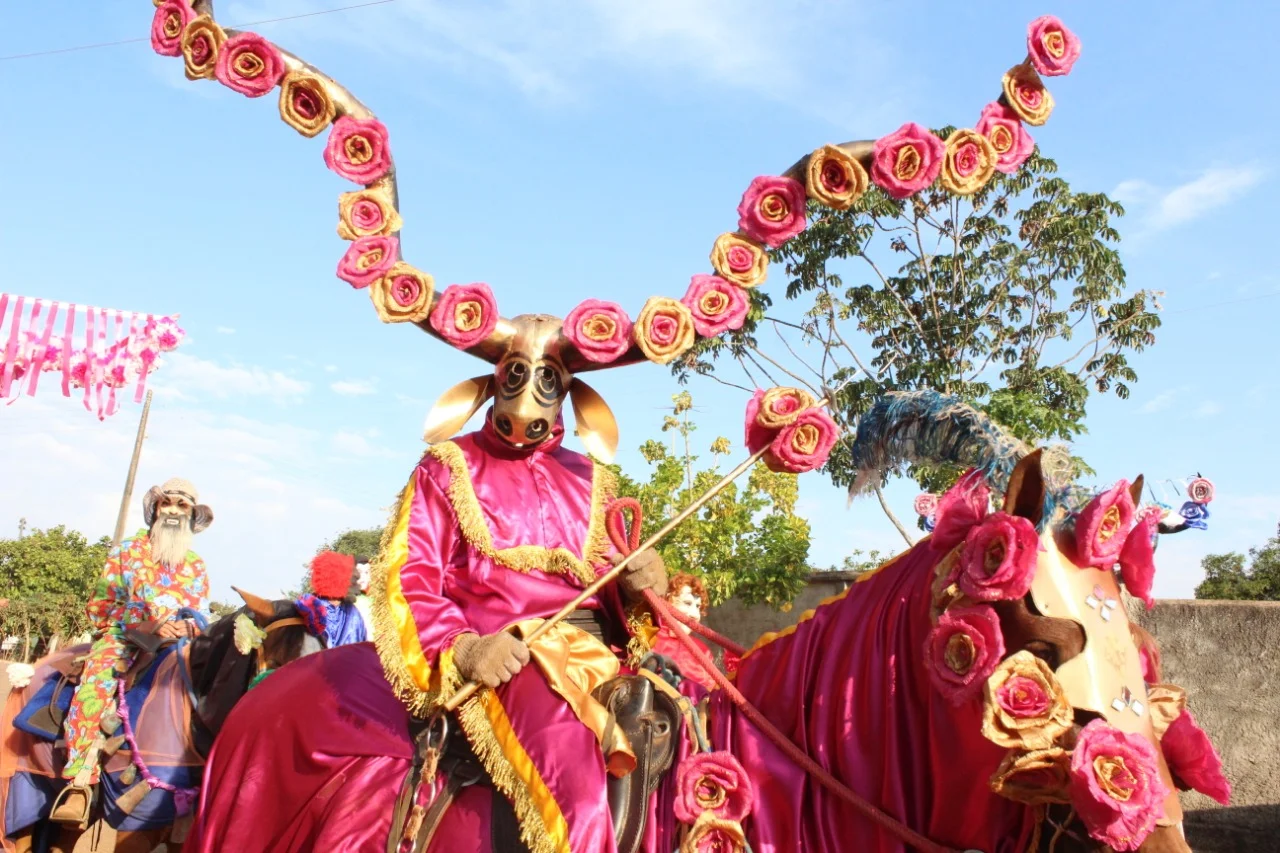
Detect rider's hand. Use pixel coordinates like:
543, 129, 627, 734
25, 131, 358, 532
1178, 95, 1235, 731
157, 621, 184, 639
452, 632, 530, 688
612, 548, 669, 601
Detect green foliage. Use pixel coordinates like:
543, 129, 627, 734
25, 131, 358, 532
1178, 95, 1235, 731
1194, 531, 1280, 601
208, 600, 240, 618
302, 527, 383, 593
610, 392, 813, 609
0, 523, 110, 646
685, 147, 1157, 493
828, 549, 884, 574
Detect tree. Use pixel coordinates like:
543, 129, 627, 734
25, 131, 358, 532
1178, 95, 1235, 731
0, 524, 110, 653
611, 392, 813, 609
686, 147, 1160, 500
300, 527, 383, 593
1195, 531, 1280, 601
827, 549, 885, 574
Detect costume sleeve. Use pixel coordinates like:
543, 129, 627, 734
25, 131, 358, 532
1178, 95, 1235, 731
85, 545, 130, 638
381, 462, 473, 697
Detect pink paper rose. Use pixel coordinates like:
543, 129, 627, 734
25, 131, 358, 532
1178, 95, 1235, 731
430, 283, 499, 349
871, 122, 945, 200
681, 275, 749, 338
1187, 477, 1214, 504
931, 470, 992, 554
1120, 507, 1160, 610
736, 176, 806, 248
151, 1, 194, 57
336, 235, 398, 289
743, 389, 771, 454
914, 493, 939, 518
958, 511, 1039, 602
673, 751, 754, 824
1070, 719, 1168, 851
214, 32, 284, 98
1027, 15, 1082, 77
1161, 710, 1231, 805
563, 299, 633, 364
998, 675, 1050, 718
324, 116, 392, 185
1075, 481, 1135, 568
927, 605, 1005, 704
766, 408, 838, 474
975, 102, 1035, 175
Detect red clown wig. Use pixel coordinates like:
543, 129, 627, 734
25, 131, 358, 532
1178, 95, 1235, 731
310, 551, 356, 600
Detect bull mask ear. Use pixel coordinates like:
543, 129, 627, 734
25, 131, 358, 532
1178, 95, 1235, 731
232, 586, 275, 623
1128, 475, 1145, 508
569, 379, 619, 463
142, 486, 164, 527
1002, 449, 1046, 526
423, 375, 495, 445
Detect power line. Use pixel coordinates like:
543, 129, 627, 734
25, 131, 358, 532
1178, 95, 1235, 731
0, 0, 397, 62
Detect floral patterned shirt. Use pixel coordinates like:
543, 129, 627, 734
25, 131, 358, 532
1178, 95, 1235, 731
86, 528, 208, 637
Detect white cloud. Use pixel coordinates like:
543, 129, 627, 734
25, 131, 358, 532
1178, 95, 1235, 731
154, 353, 310, 401
1194, 401, 1222, 418
331, 429, 396, 459
215, 326, 236, 335
330, 379, 377, 396
1140, 389, 1181, 414
1114, 165, 1266, 233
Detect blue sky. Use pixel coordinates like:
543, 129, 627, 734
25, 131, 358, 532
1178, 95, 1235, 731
1, 1, 1276, 603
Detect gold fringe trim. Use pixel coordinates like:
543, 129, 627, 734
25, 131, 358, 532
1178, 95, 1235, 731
426, 441, 616, 587
456, 690, 570, 853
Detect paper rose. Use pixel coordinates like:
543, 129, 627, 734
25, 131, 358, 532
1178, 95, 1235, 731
5, 662, 35, 691
673, 751, 754, 824
679, 813, 748, 853
1075, 480, 1135, 567
1027, 15, 1082, 77
279, 70, 337, 138
990, 747, 1072, 805
430, 283, 498, 350
1120, 507, 1160, 609
981, 651, 1072, 750
151, 1, 194, 57
871, 122, 945, 200
563, 299, 633, 364
766, 409, 838, 474
914, 493, 939, 518
1145, 684, 1186, 740
1177, 500, 1210, 530
975, 102, 1035, 175
370, 263, 434, 324
939, 129, 998, 196
927, 605, 1005, 704
958, 511, 1039, 602
634, 297, 695, 365
336, 235, 398, 289
215, 32, 284, 98
931, 470, 992, 554
1187, 477, 1214, 504
806, 144, 869, 210
1161, 709, 1231, 805
680, 275, 749, 338
337, 183, 403, 240
743, 390, 772, 455
1069, 719, 1168, 852
1002, 64, 1055, 127
144, 316, 185, 352
754, 386, 816, 431
181, 15, 227, 81
710, 232, 768, 289
324, 116, 393, 185
736, 176, 807, 248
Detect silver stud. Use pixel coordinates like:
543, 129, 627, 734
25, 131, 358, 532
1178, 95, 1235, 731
1112, 698, 1127, 712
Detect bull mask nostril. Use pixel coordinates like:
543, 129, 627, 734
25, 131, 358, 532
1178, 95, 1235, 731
526, 419, 549, 441
496, 415, 514, 436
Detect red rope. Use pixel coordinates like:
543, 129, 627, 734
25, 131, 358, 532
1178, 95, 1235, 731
604, 499, 960, 853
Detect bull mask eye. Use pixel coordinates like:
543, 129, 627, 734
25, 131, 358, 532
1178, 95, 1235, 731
499, 360, 530, 397
534, 366, 562, 403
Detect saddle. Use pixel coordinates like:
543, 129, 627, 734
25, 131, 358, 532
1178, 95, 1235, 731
392, 671, 682, 853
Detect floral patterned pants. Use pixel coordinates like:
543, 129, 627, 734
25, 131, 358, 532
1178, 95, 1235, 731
61, 635, 133, 782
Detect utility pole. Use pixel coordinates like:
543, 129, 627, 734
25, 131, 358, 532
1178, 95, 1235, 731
112, 390, 154, 551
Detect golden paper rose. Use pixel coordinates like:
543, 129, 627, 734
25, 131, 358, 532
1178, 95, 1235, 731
981, 650, 1073, 750
279, 70, 337, 138
370, 262, 434, 324
181, 16, 227, 81
755, 386, 816, 430
806, 144, 869, 210
989, 747, 1072, 805
930, 549, 966, 616
1002, 64, 1055, 127
1145, 683, 1187, 739
634, 297, 696, 365
679, 813, 748, 853
939, 129, 998, 196
337, 181, 403, 240
709, 232, 768, 289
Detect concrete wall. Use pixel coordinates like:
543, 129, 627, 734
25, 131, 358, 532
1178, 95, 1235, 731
706, 580, 1280, 852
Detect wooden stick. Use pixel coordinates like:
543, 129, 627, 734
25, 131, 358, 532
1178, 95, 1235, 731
112, 390, 153, 551
443, 397, 830, 713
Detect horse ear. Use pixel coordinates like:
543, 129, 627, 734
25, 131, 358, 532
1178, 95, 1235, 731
1002, 449, 1046, 525
232, 587, 275, 623
423, 375, 495, 444
1129, 475, 1145, 507
569, 379, 619, 463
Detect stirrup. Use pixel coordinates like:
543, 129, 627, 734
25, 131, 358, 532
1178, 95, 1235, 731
49, 782, 94, 828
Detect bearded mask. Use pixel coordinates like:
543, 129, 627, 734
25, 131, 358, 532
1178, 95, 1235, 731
421, 313, 631, 461
143, 477, 213, 534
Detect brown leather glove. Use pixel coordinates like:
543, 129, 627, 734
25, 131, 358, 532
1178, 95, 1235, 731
452, 631, 530, 688
612, 548, 669, 602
